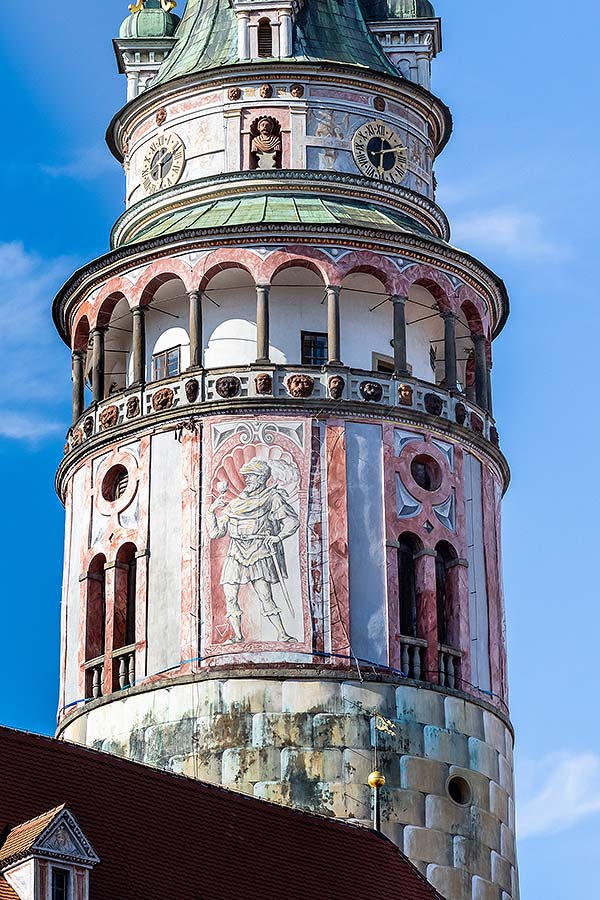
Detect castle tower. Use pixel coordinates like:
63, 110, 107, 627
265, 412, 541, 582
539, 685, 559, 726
55, 2, 518, 898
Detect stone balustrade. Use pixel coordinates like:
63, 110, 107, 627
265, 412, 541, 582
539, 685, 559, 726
438, 644, 462, 690
64, 365, 498, 456
114, 646, 136, 692
84, 657, 105, 701
399, 635, 428, 680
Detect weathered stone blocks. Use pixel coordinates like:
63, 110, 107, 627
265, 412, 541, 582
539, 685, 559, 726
383, 788, 425, 826
454, 836, 492, 880
445, 697, 485, 740
282, 680, 343, 714
425, 727, 470, 767
468, 737, 500, 781
427, 864, 472, 900
252, 712, 313, 748
404, 826, 453, 865
281, 748, 343, 782
397, 686, 445, 727
490, 782, 509, 823
472, 875, 501, 900
401, 756, 448, 795
313, 713, 370, 748
491, 852, 512, 894
222, 747, 280, 785
222, 679, 281, 713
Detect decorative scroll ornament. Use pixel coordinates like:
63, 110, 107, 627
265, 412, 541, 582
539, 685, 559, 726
375, 713, 397, 737
128, 1, 177, 11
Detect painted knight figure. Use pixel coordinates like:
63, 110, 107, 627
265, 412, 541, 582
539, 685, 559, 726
54, 2, 520, 900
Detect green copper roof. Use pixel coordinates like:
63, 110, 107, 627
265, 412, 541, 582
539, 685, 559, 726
360, 0, 435, 18
120, 1, 180, 39
152, 0, 397, 87
121, 194, 432, 245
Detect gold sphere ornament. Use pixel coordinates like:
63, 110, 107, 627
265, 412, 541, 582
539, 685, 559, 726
368, 770, 386, 789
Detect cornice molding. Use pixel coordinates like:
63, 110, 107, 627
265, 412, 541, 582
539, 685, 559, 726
52, 226, 509, 346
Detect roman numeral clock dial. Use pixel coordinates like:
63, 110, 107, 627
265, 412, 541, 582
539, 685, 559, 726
351, 120, 409, 184
141, 131, 186, 195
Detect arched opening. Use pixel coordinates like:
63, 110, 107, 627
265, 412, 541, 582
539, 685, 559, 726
270, 265, 327, 364
397, 532, 427, 680
257, 18, 273, 57
203, 267, 265, 367
143, 277, 190, 382
85, 554, 106, 700
113, 543, 138, 691
339, 272, 392, 373
435, 541, 462, 688
405, 282, 447, 385
103, 295, 131, 395
457, 300, 483, 400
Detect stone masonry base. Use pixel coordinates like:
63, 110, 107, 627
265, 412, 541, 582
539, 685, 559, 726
59, 676, 519, 900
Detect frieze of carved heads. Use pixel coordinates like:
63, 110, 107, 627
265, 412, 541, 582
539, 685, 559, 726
72, 428, 83, 447
215, 376, 241, 399
490, 426, 500, 447
454, 402, 467, 426
156, 107, 167, 126
126, 396, 140, 419
99, 405, 119, 430
290, 82, 304, 98
185, 378, 200, 403
328, 375, 345, 400
63, 443, 69, 456
398, 383, 413, 406
152, 387, 174, 411
83, 416, 94, 437
360, 381, 383, 403
374, 95, 386, 112
259, 83, 273, 98
255, 373, 273, 395
286, 374, 315, 398
227, 86, 242, 101
471, 413, 484, 435
424, 393, 443, 416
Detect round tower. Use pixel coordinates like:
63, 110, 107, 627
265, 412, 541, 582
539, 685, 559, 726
56, 3, 518, 899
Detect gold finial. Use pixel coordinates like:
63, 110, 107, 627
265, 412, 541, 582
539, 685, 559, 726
368, 770, 386, 790
128, 1, 177, 12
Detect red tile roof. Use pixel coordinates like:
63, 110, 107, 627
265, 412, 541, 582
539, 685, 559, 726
0, 806, 65, 866
0, 726, 445, 900
0, 878, 18, 900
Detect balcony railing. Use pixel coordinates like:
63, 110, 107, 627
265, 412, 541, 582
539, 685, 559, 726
399, 635, 428, 680
113, 645, 136, 691
84, 656, 104, 700
438, 643, 462, 689
64, 365, 497, 456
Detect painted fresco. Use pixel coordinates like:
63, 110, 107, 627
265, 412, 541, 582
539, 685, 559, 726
202, 417, 312, 654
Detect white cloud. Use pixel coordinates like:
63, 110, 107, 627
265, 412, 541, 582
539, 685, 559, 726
41, 145, 116, 181
0, 242, 73, 442
450, 207, 566, 261
517, 751, 600, 839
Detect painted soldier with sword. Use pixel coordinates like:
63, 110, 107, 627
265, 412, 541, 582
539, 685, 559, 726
208, 458, 300, 643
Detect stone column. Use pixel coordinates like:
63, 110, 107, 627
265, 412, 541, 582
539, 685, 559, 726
487, 366, 493, 416
416, 54, 430, 90
442, 311, 458, 392
72, 350, 85, 423
256, 285, 270, 364
392, 295, 409, 377
91, 327, 106, 404
326, 285, 342, 366
237, 12, 250, 59
473, 333, 489, 411
414, 549, 439, 685
132, 307, 146, 386
279, 11, 293, 56
189, 290, 203, 369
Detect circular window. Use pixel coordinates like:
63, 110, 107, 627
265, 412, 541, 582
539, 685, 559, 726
101, 465, 130, 502
447, 775, 472, 807
410, 455, 442, 492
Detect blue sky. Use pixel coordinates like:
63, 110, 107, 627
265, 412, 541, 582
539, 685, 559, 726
1, 1, 598, 896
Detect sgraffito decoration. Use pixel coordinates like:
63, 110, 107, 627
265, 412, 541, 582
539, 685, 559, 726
202, 417, 312, 655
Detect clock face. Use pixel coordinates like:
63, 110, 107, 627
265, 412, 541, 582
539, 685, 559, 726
141, 132, 185, 195
352, 120, 409, 184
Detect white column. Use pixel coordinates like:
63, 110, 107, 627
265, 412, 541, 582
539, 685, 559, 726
126, 72, 139, 101
416, 54, 430, 89
279, 11, 292, 57
224, 110, 242, 171
249, 23, 259, 59
237, 13, 250, 60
